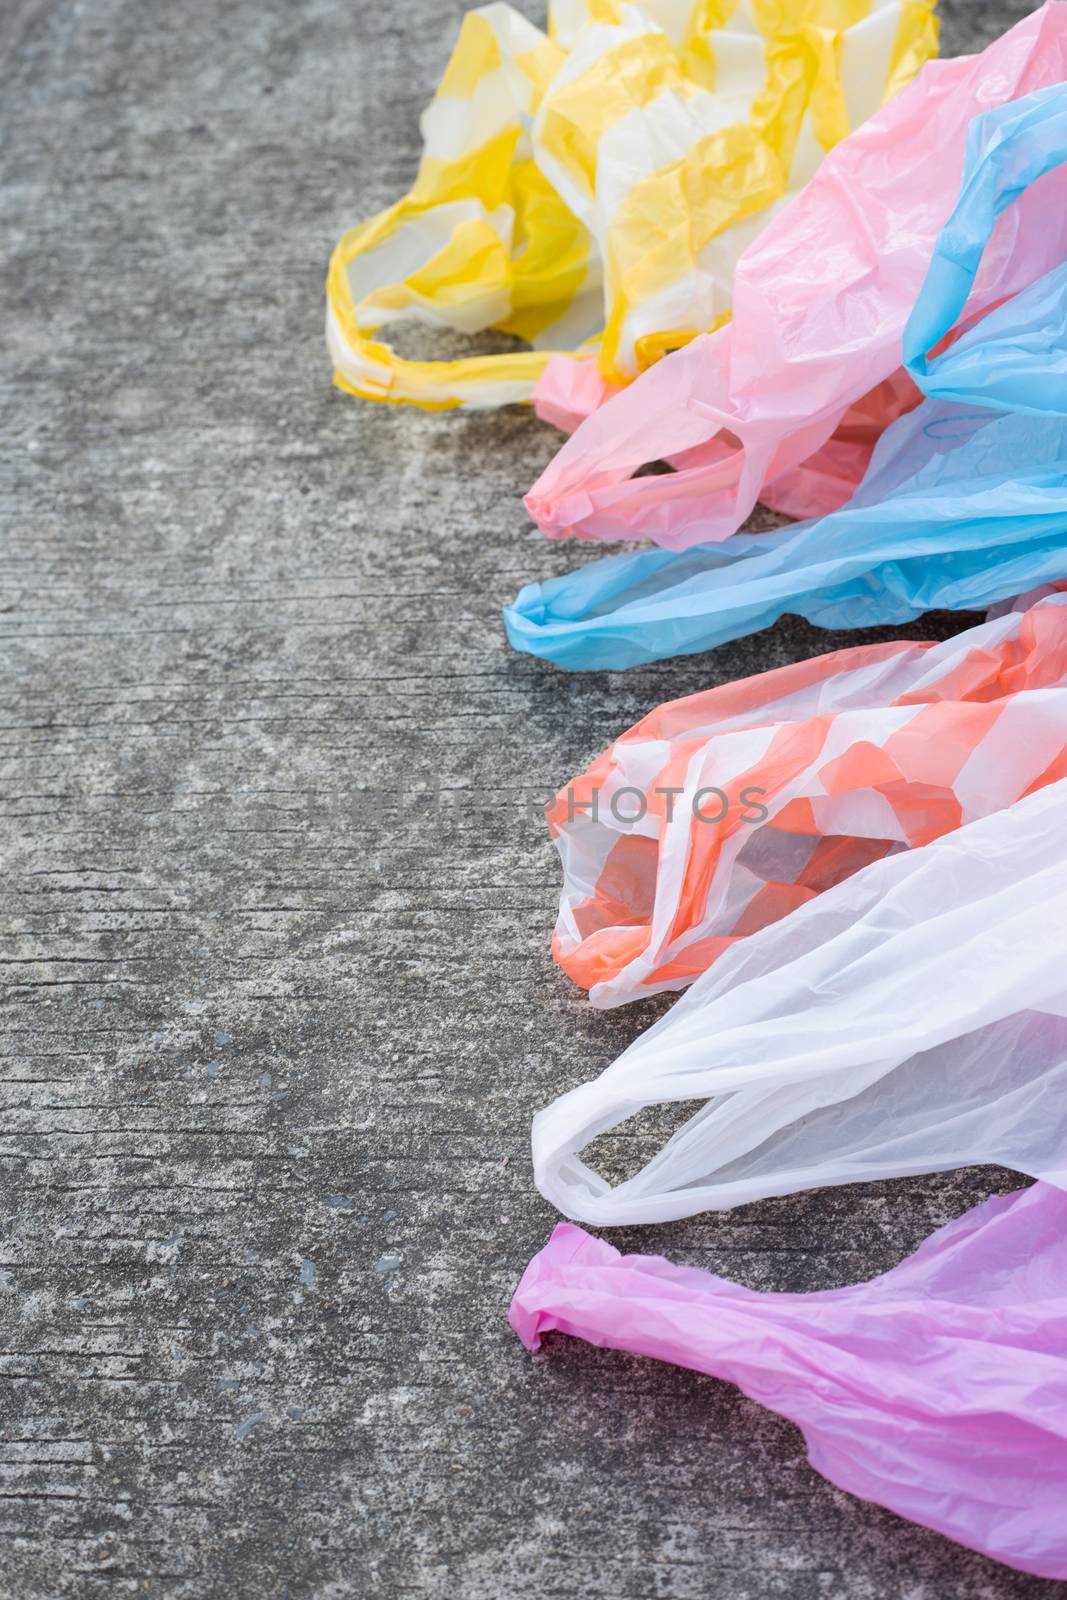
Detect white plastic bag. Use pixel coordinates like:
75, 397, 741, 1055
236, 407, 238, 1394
533, 778, 1067, 1225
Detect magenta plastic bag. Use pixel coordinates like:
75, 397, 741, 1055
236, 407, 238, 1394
524, 1, 1067, 550
512, 1185, 1067, 1578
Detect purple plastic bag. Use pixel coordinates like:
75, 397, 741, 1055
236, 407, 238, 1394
511, 1186, 1067, 1578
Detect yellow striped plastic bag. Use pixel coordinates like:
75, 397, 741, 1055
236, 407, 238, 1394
327, 0, 938, 410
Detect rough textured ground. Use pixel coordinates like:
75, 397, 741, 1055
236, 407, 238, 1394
0, 1, 1058, 1596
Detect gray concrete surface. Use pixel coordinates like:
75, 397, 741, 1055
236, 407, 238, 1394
1, 1, 1059, 1595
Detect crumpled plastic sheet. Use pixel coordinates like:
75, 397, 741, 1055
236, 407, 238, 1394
532, 778, 1067, 1225
510, 1184, 1067, 1579
733, 369, 923, 521
326, 0, 936, 410
522, 4, 1067, 545
547, 591, 1067, 1007
506, 86, 1067, 669
534, 363, 923, 522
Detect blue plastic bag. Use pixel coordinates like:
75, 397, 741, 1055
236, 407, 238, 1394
504, 85, 1067, 672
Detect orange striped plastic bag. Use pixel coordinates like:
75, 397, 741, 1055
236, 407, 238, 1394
551, 589, 1067, 1007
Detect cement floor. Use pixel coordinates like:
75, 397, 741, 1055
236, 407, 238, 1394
0, 1, 1057, 1595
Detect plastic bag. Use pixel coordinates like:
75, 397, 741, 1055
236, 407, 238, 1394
511, 1185, 1067, 1579
326, 0, 937, 410
533, 363, 923, 521
740, 369, 923, 520
532, 778, 1067, 1225
506, 401, 1067, 670
548, 592, 1067, 1006
523, 7, 1067, 545
505, 398, 1067, 668
506, 142, 1067, 669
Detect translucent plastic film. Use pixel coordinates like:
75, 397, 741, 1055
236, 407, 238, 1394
506, 112, 1067, 670
511, 1186, 1067, 1579
532, 779, 1067, 1225
522, 9, 1067, 544
547, 593, 1067, 1006
327, 0, 936, 410
506, 400, 1067, 670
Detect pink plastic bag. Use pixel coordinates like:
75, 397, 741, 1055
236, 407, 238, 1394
756, 370, 922, 519
550, 591, 1067, 1006
525, 2, 1067, 549
536, 363, 922, 521
511, 1184, 1067, 1578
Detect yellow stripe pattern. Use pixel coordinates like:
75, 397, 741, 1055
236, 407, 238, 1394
327, 0, 938, 410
